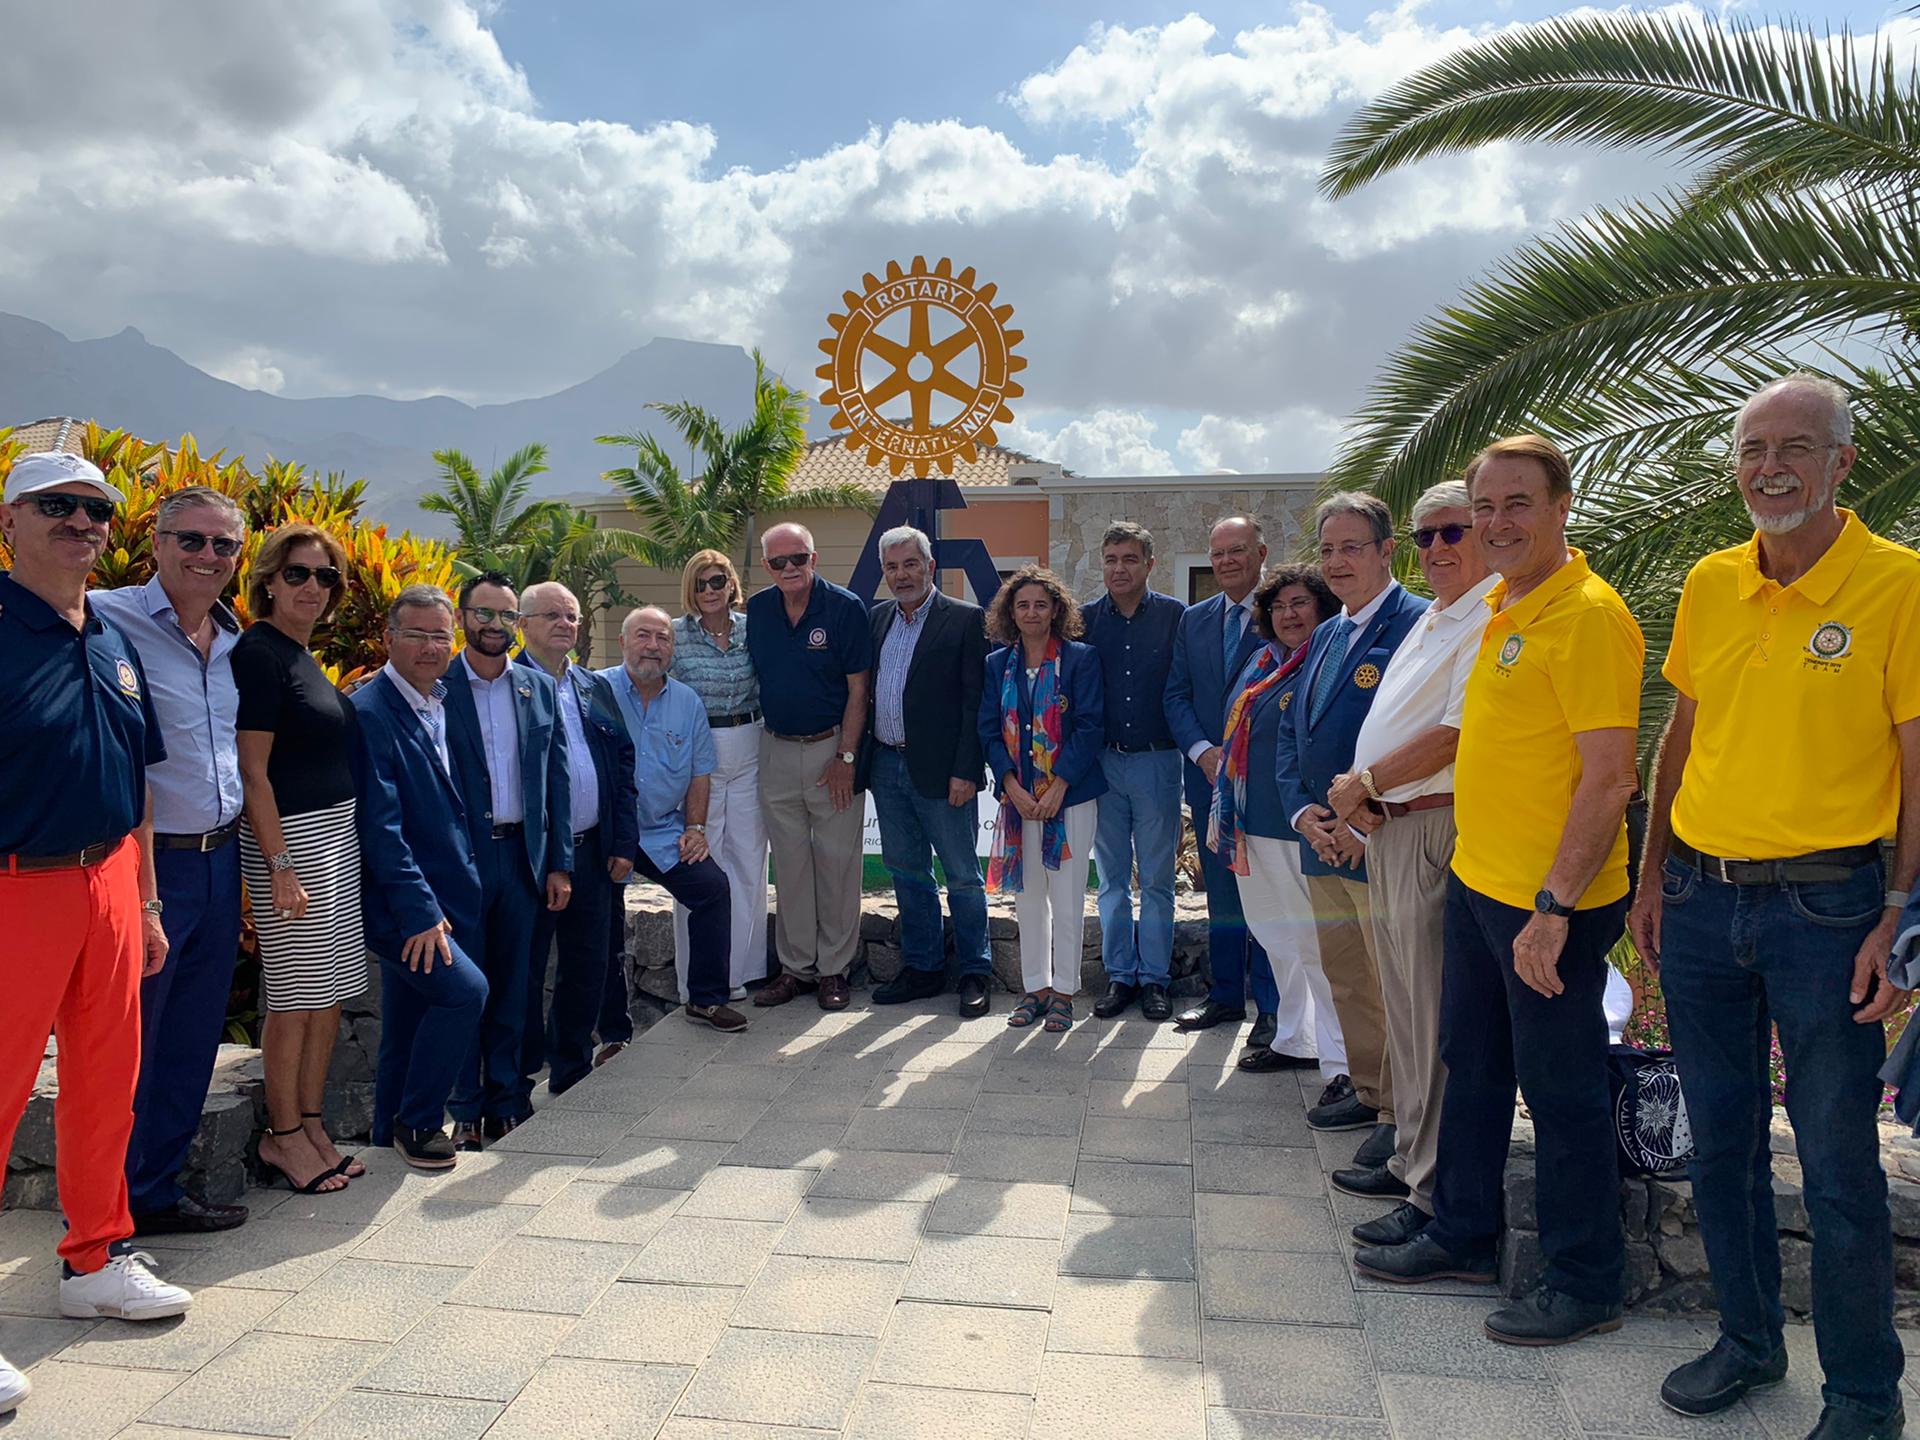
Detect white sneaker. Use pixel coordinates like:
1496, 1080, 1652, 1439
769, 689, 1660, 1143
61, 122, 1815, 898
730, 986, 748, 1002
58, 1250, 193, 1320
0, 1352, 27, 1414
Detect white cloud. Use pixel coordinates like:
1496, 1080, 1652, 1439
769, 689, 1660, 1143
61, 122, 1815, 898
206, 353, 288, 395
1005, 409, 1175, 475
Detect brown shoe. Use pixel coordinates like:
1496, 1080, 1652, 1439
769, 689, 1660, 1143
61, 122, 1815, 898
450, 1122, 484, 1153
686, 1003, 749, 1033
818, 975, 851, 1011
753, 972, 817, 1008
593, 1041, 627, 1068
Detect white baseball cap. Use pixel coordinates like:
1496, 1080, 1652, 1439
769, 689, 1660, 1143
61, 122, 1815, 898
4, 451, 125, 505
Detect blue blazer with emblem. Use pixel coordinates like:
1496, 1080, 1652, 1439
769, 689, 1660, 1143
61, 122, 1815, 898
979, 641, 1110, 810
351, 671, 484, 956
516, 652, 641, 869
1276, 583, 1429, 880
1226, 643, 1312, 840
1166, 591, 1269, 756
441, 652, 572, 880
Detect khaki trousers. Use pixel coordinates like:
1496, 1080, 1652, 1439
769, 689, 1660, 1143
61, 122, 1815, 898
1363, 806, 1455, 1209
1305, 872, 1393, 1120
758, 731, 862, 979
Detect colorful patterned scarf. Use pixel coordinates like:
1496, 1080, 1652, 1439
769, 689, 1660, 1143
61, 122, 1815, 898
1208, 642, 1308, 875
986, 637, 1068, 894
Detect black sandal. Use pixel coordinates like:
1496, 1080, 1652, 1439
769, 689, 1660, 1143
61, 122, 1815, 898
304, 1112, 366, 1178
258, 1124, 348, 1195
1008, 993, 1046, 1028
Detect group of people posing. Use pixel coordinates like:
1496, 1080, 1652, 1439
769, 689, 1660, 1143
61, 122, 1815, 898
0, 370, 1916, 1440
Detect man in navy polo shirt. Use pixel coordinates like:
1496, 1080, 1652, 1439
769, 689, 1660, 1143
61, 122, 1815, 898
746, 522, 874, 1011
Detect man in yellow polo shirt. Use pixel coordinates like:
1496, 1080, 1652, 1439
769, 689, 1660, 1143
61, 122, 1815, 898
1355, 434, 1643, 1352
1630, 374, 1920, 1440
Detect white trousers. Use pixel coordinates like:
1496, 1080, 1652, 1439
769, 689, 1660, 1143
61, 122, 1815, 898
672, 720, 769, 1002
1013, 800, 1097, 995
1239, 834, 1347, 1081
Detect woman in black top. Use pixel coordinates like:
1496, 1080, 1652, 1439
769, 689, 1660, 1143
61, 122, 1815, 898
233, 524, 364, 1194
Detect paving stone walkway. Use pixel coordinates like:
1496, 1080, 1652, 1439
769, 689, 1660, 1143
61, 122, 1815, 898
0, 998, 1906, 1439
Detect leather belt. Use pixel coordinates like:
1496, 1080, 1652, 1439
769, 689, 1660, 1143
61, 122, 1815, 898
1672, 837, 1881, 887
4, 839, 119, 874
573, 824, 598, 847
767, 728, 837, 744
1369, 793, 1454, 820
875, 738, 907, 752
154, 818, 242, 853
1109, 740, 1177, 754
710, 709, 762, 729
491, 822, 525, 841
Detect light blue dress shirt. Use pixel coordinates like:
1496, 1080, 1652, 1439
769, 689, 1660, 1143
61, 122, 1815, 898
465, 663, 524, 824
873, 598, 927, 747
90, 577, 243, 834
598, 666, 715, 874
552, 665, 601, 835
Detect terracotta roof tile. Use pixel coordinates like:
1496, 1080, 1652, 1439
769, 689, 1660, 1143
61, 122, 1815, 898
3, 416, 90, 454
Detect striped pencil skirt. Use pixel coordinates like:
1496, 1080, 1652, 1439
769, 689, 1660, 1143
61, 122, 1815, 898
240, 798, 368, 1013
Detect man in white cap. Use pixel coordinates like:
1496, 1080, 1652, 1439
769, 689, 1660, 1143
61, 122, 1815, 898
0, 453, 195, 1414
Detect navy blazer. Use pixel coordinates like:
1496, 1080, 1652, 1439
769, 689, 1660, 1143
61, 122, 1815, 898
1166, 591, 1269, 756
351, 671, 484, 957
856, 588, 988, 800
1223, 643, 1310, 840
441, 652, 572, 880
978, 641, 1109, 810
516, 653, 641, 868
1276, 583, 1429, 879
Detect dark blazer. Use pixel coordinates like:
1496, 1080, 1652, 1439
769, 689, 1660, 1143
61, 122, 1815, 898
515, 653, 641, 868
1226, 643, 1311, 840
441, 652, 572, 880
1276, 583, 1429, 880
978, 641, 1110, 810
1166, 591, 1269, 755
351, 671, 484, 956
856, 588, 988, 799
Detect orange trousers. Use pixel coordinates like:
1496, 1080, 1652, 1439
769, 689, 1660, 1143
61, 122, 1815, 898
0, 837, 142, 1272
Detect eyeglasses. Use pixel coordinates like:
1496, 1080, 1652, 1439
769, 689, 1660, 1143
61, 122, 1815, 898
160, 528, 243, 558
693, 574, 731, 593
23, 493, 115, 525
1317, 540, 1381, 561
1413, 524, 1468, 549
392, 628, 454, 649
462, 605, 521, 626
765, 552, 812, 572
281, 563, 343, 589
527, 609, 581, 625
1735, 441, 1835, 469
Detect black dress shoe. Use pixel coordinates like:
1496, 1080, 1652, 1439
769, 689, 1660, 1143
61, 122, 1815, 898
1351, 1122, 1397, 1170
1485, 1286, 1623, 1346
1660, 1337, 1788, 1416
956, 973, 991, 1017
1237, 1047, 1315, 1072
1351, 1201, 1431, 1247
1140, 984, 1171, 1021
1353, 1231, 1496, 1285
482, 1115, 523, 1142
1247, 1012, 1278, 1050
1807, 1401, 1906, 1439
1308, 1086, 1380, 1133
450, 1122, 484, 1152
132, 1192, 249, 1235
873, 966, 946, 1004
1174, 999, 1247, 1031
1093, 981, 1138, 1019
394, 1125, 458, 1170
1331, 1164, 1411, 1200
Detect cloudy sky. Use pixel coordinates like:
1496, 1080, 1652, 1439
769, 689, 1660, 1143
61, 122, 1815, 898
0, 0, 1904, 475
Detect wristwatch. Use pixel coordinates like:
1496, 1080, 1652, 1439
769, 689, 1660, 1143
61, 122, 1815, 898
1359, 768, 1382, 801
141, 899, 164, 917
268, 851, 296, 873
688, 823, 706, 834
1534, 888, 1574, 918
837, 750, 856, 766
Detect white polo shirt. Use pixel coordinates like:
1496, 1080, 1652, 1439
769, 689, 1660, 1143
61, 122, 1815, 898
1349, 574, 1498, 803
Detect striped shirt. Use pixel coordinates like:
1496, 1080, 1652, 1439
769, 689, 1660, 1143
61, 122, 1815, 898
873, 598, 928, 746
671, 612, 758, 720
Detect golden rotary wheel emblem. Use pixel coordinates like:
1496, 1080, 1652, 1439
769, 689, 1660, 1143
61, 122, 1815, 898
1353, 663, 1381, 690
817, 256, 1026, 478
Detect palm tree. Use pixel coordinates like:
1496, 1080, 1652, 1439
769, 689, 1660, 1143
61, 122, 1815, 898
419, 442, 569, 572
598, 349, 875, 575
1316, 11, 1920, 709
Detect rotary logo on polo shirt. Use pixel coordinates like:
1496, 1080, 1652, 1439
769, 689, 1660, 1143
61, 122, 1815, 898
807, 627, 829, 650
116, 658, 140, 697
1353, 663, 1381, 689
1806, 620, 1852, 664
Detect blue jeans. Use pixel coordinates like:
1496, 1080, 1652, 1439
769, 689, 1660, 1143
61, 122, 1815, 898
1094, 748, 1181, 986
448, 834, 540, 1124
869, 745, 990, 977
127, 845, 243, 1213
1659, 853, 1902, 1417
373, 935, 488, 1141
1186, 769, 1278, 1012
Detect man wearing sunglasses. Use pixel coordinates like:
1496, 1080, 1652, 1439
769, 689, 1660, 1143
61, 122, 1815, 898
0, 452, 194, 1412
92, 486, 252, 1239
1320, 479, 1494, 1246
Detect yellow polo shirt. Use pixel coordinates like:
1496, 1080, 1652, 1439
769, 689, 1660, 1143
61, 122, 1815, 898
1454, 549, 1644, 910
1664, 511, 1920, 859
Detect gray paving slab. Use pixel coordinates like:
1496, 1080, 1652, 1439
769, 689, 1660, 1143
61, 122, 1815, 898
253, 1258, 464, 1343
298, 1389, 502, 1440
446, 1235, 637, 1314
949, 1129, 1080, 1183
730, 1253, 905, 1336
1072, 1160, 1195, 1217
516, 1178, 686, 1245
1193, 1141, 1327, 1197
486, 1356, 693, 1440
674, 1327, 875, 1430
863, 1070, 986, 1110
965, 1090, 1087, 1137
807, 1148, 950, 1202
927, 1178, 1071, 1239
1047, 1276, 1201, 1359
1031, 1352, 1208, 1440
625, 1215, 784, 1286
349, 1198, 538, 1266
720, 1118, 846, 1169
1378, 1373, 1583, 1440
67, 1286, 289, 1371
843, 1382, 1033, 1440
5, 1360, 187, 1438
486, 1106, 641, 1156
1195, 1192, 1338, 1253
556, 1280, 741, 1365
1202, 1318, 1384, 1416
1549, 1342, 1772, 1437
1357, 1291, 1551, 1379
1205, 1412, 1393, 1440
869, 1300, 1050, 1392
1088, 1078, 1192, 1120
679, 1164, 818, 1222
1199, 1248, 1361, 1326
1060, 1212, 1197, 1279
141, 1329, 384, 1436
585, 1136, 735, 1189
840, 1104, 969, 1153
776, 1197, 928, 1262
353, 1304, 577, 1401
901, 1231, 1060, 1309
0, 1313, 95, 1369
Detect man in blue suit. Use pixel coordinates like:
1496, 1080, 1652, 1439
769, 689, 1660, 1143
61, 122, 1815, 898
352, 585, 489, 1170
1278, 493, 1428, 1157
516, 581, 642, 1102
439, 572, 572, 1149
1166, 516, 1282, 1042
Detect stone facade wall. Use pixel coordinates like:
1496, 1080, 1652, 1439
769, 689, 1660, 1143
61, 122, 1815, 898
1047, 481, 1321, 599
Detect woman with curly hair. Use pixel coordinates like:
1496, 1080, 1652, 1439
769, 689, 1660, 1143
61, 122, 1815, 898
977, 565, 1107, 1032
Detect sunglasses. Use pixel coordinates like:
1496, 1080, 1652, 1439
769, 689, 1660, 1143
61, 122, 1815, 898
24, 493, 115, 525
160, 528, 244, 558
693, 574, 731, 593
281, 563, 343, 589
462, 605, 521, 626
1414, 524, 1469, 549
765, 552, 812, 572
